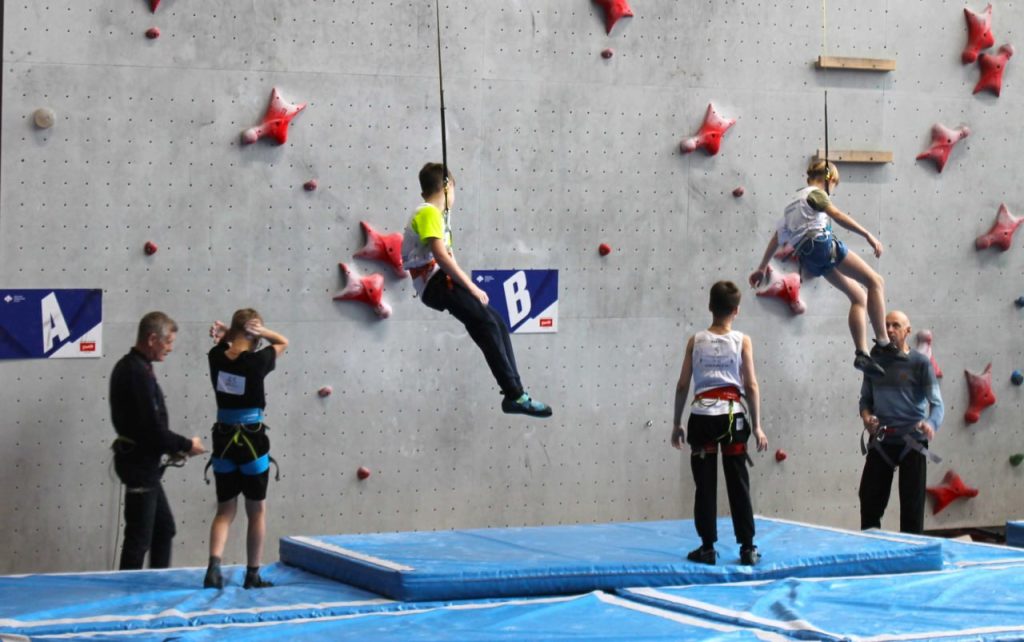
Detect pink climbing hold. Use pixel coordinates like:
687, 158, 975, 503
732, 186, 745, 197
916, 123, 970, 173
601, 48, 614, 59
962, 4, 995, 64
357, 466, 372, 480
975, 203, 1023, 252
775, 449, 787, 462
755, 266, 806, 315
964, 363, 996, 424
680, 103, 736, 156
145, 27, 160, 39
598, 243, 612, 256
927, 470, 978, 514
241, 88, 306, 146
143, 241, 158, 256
593, 0, 633, 35
333, 262, 392, 319
303, 179, 318, 191
150, 0, 161, 13
974, 44, 1014, 96
318, 385, 332, 398
914, 330, 943, 379
353, 221, 407, 278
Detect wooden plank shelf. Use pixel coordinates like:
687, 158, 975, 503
816, 55, 896, 72
815, 149, 893, 164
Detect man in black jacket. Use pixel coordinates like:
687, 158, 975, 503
110, 311, 206, 569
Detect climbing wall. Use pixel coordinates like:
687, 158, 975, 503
2, 0, 1023, 573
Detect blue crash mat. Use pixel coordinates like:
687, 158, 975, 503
1008, 520, 1024, 548
891, 528, 1024, 567
0, 563, 393, 638
27, 591, 791, 641
620, 562, 1024, 642
279, 516, 942, 601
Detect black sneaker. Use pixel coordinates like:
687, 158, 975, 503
854, 350, 886, 378
686, 546, 716, 565
871, 339, 905, 359
501, 393, 553, 418
739, 545, 761, 565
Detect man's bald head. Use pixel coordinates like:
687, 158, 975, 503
885, 311, 912, 352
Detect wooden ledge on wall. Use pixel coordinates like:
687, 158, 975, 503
816, 55, 896, 72
815, 149, 893, 164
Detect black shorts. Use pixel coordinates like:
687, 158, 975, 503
211, 423, 271, 503
686, 412, 750, 450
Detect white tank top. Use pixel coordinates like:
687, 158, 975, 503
778, 186, 830, 247
691, 329, 745, 416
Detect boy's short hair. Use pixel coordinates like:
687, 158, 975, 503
419, 162, 455, 196
136, 311, 177, 343
709, 281, 741, 317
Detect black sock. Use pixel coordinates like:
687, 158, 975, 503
203, 556, 223, 589
244, 565, 272, 589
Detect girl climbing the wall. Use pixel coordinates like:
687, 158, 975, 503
749, 160, 898, 377
202, 310, 288, 589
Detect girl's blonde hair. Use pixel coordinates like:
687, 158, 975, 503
807, 159, 839, 183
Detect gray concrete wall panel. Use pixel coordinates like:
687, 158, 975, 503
3, 1, 1023, 573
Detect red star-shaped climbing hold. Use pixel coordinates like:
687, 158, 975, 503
963, 362, 996, 423
927, 470, 978, 514
975, 203, 1023, 251
333, 262, 392, 319
353, 221, 407, 278
916, 123, 970, 173
593, 0, 633, 35
974, 44, 1014, 96
755, 265, 806, 315
241, 88, 306, 145
962, 4, 995, 64
680, 103, 736, 156
914, 330, 943, 379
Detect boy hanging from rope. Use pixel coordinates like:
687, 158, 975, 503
749, 160, 899, 377
401, 164, 552, 418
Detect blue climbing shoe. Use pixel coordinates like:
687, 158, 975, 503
502, 393, 553, 418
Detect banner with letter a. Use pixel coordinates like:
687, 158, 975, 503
0, 289, 103, 359
471, 269, 558, 334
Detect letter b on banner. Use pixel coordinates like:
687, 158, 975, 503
503, 271, 532, 327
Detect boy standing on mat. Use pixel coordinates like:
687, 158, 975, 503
672, 281, 768, 565
749, 160, 897, 378
401, 162, 552, 418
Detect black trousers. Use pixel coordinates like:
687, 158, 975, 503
119, 482, 176, 570
859, 440, 927, 534
422, 273, 523, 398
687, 412, 755, 547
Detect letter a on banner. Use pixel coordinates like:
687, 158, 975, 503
41, 292, 71, 353
504, 271, 532, 327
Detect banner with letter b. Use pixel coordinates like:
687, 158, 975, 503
471, 269, 557, 334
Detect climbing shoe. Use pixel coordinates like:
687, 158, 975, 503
739, 545, 761, 566
686, 546, 717, 565
871, 339, 907, 360
501, 393, 553, 418
243, 568, 273, 589
854, 350, 886, 378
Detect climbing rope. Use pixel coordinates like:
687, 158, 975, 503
434, 0, 449, 214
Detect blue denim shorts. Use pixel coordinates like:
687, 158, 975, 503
798, 235, 848, 277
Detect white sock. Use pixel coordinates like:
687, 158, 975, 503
876, 337, 890, 346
